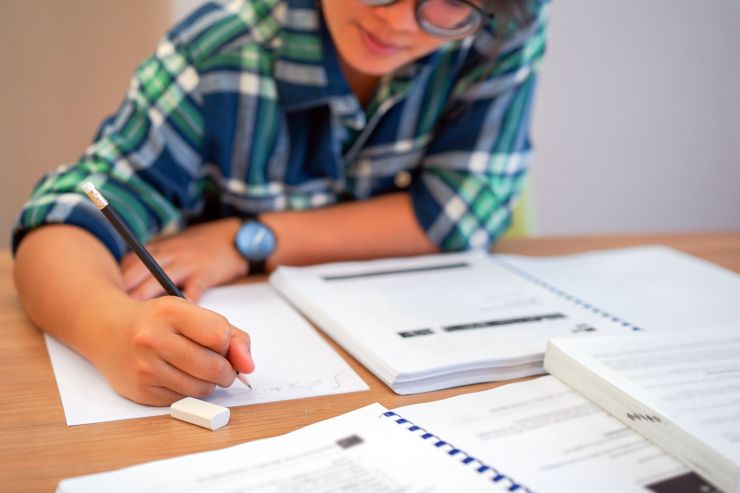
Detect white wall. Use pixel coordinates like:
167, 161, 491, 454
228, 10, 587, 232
530, 0, 740, 234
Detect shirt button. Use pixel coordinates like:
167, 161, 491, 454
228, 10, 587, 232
394, 171, 412, 189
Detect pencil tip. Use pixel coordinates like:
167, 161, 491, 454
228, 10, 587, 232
235, 372, 253, 390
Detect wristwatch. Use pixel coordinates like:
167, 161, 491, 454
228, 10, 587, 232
234, 217, 277, 274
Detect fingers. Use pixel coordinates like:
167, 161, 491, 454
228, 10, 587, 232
182, 274, 211, 302
160, 298, 255, 379
157, 298, 234, 355
228, 326, 255, 375
128, 263, 189, 300
160, 304, 254, 383
119, 225, 250, 302
158, 329, 237, 388
122, 255, 213, 302
121, 249, 176, 298
125, 360, 218, 406
151, 359, 219, 398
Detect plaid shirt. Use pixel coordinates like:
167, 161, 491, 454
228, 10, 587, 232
12, 0, 548, 258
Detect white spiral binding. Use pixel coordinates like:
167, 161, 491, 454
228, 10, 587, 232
492, 256, 642, 332
381, 411, 533, 492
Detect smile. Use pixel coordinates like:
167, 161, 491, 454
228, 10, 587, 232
357, 25, 403, 56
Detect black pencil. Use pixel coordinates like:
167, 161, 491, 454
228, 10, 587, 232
82, 182, 252, 390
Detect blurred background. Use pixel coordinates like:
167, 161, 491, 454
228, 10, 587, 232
2, 0, 739, 245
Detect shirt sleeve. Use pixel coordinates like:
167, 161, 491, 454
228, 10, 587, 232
11, 10, 211, 259
410, 5, 548, 252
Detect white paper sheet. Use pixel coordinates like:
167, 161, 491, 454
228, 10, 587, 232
500, 245, 740, 332
57, 404, 506, 493
46, 283, 368, 426
547, 326, 740, 492
394, 376, 716, 493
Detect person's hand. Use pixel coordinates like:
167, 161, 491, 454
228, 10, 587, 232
93, 296, 255, 406
120, 218, 248, 302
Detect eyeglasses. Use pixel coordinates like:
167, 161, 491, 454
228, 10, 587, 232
359, 0, 492, 39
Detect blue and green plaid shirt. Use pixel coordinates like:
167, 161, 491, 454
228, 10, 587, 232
12, 0, 547, 258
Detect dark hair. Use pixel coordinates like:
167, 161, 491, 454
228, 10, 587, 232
438, 0, 542, 122
481, 0, 540, 36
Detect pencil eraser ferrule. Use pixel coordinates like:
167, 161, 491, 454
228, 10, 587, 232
170, 397, 230, 431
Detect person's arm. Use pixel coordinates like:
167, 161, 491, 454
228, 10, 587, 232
120, 192, 439, 300
11, 8, 253, 405
261, 192, 438, 269
13, 225, 253, 406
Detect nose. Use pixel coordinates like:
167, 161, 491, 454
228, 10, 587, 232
373, 0, 419, 33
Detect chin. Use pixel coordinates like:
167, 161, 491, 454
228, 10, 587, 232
343, 53, 404, 76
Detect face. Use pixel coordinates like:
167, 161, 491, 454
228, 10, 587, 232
321, 0, 451, 77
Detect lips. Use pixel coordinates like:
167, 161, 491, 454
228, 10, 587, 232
357, 25, 403, 56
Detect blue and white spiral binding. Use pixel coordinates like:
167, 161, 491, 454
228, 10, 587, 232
381, 410, 533, 492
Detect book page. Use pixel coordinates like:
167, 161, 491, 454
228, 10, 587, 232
57, 404, 509, 492
271, 252, 627, 385
547, 327, 740, 486
500, 246, 740, 332
46, 284, 368, 425
394, 377, 717, 492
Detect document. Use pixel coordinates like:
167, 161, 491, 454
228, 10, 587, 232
500, 245, 740, 332
59, 377, 719, 492
46, 284, 368, 426
57, 404, 504, 492
545, 326, 740, 493
271, 251, 628, 394
395, 376, 716, 493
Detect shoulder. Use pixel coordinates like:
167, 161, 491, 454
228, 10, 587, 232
164, 0, 289, 67
436, 0, 549, 100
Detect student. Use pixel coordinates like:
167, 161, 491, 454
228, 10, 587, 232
12, 0, 547, 405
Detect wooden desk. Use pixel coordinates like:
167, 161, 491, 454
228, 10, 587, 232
2, 232, 739, 491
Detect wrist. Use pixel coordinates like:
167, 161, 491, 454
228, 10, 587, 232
219, 217, 249, 276
234, 215, 277, 274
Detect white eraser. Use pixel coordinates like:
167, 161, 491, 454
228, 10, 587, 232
82, 181, 108, 209
170, 397, 230, 431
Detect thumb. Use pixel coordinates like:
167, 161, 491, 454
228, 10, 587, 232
228, 326, 255, 374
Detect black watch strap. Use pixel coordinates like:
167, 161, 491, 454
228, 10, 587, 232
249, 259, 266, 275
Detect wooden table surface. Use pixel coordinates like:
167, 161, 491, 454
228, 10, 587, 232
1, 231, 739, 492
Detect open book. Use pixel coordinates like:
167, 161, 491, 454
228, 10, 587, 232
57, 376, 719, 492
269, 246, 740, 394
545, 326, 740, 493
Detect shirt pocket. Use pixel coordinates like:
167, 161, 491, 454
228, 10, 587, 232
346, 144, 426, 199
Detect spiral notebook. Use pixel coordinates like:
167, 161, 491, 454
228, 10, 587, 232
57, 377, 718, 492
269, 246, 740, 394
269, 251, 631, 394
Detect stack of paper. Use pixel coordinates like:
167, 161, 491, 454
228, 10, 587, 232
545, 326, 740, 493
270, 251, 629, 394
270, 246, 740, 395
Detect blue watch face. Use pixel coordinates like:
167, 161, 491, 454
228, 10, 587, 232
235, 221, 276, 261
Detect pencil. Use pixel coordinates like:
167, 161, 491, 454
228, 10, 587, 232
82, 182, 252, 390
